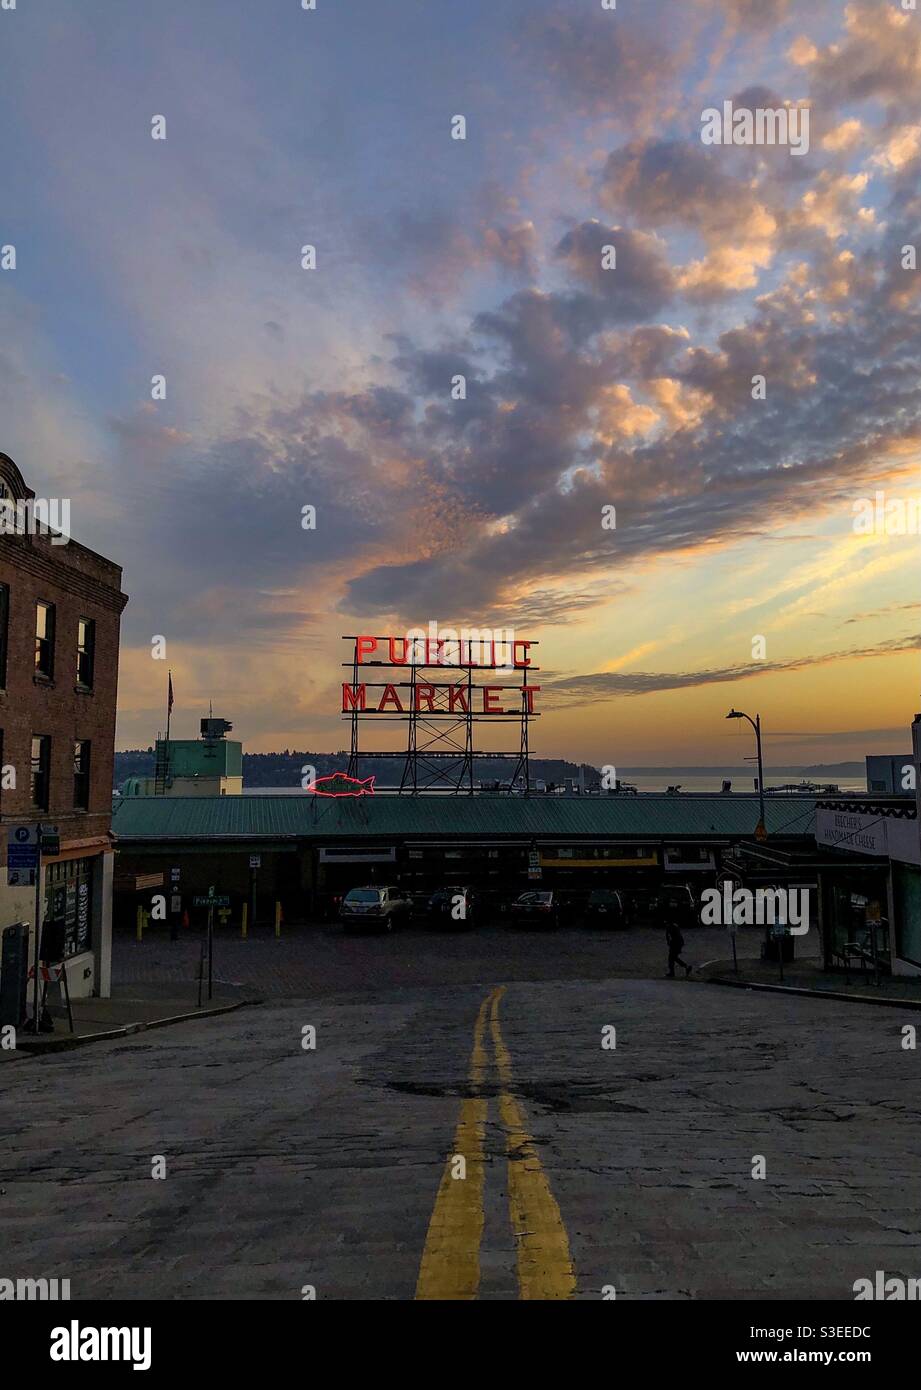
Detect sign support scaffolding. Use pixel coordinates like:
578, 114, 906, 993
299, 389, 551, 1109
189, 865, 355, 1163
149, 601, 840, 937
342, 636, 539, 795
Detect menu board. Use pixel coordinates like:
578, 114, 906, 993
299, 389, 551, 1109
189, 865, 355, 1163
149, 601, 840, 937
65, 881, 77, 956
43, 865, 93, 959
76, 878, 90, 953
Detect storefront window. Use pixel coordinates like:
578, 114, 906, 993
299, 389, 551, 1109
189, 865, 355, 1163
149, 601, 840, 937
894, 864, 921, 968
827, 873, 890, 969
43, 857, 93, 959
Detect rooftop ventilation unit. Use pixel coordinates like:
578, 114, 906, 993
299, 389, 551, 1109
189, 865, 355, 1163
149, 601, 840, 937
200, 718, 233, 740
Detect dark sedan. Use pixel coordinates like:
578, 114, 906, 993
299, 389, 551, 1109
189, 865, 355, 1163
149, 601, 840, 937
423, 885, 477, 929
509, 890, 561, 928
584, 888, 627, 928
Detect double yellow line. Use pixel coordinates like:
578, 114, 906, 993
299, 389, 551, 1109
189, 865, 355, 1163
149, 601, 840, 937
415, 987, 576, 1300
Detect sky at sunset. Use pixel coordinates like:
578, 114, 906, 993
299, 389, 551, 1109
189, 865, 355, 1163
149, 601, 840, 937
2, 0, 919, 767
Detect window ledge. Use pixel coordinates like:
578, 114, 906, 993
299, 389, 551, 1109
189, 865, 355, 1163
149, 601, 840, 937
33, 674, 55, 688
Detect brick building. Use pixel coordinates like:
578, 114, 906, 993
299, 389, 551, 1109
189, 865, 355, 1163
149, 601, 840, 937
0, 452, 128, 1000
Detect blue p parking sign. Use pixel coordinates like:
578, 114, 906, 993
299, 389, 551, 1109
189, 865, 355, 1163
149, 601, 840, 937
7, 825, 39, 887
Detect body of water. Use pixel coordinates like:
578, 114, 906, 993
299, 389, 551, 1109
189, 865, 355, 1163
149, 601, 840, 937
619, 773, 865, 794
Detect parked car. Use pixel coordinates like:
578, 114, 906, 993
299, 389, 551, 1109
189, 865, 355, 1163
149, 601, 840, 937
339, 885, 411, 932
509, 890, 561, 928
584, 888, 627, 928
423, 885, 478, 929
657, 885, 698, 928
624, 885, 698, 928
617, 888, 652, 927
406, 890, 432, 921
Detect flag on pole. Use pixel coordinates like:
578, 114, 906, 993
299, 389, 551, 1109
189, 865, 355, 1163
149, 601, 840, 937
168, 671, 174, 715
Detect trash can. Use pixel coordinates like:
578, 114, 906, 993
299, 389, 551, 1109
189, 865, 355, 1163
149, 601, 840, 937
0, 923, 30, 1029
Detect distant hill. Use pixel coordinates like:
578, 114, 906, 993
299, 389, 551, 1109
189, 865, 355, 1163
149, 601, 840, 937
114, 749, 157, 782
114, 749, 601, 791
114, 750, 872, 791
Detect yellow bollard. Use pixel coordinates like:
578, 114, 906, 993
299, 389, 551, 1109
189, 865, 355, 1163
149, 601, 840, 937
136, 905, 144, 942
274, 901, 282, 939
241, 902, 248, 940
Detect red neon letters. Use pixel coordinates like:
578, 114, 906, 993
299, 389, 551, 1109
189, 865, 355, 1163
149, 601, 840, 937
341, 682, 540, 714
343, 634, 539, 715
352, 635, 533, 667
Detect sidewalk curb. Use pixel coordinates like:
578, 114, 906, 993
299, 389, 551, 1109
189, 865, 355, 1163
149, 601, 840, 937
14, 997, 264, 1056
707, 975, 921, 1011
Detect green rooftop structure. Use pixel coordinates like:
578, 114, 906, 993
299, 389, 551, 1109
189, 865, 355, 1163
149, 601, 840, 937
121, 718, 243, 798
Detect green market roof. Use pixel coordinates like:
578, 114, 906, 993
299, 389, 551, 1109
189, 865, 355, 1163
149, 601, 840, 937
111, 794, 816, 843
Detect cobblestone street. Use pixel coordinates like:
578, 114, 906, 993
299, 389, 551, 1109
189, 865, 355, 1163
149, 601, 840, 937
109, 920, 786, 998
3, 924, 919, 1300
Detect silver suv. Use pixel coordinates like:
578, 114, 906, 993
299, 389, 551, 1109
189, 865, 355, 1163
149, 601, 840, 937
340, 885, 410, 933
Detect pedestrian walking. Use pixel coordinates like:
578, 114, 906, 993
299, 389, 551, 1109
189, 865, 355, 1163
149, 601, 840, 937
665, 920, 692, 977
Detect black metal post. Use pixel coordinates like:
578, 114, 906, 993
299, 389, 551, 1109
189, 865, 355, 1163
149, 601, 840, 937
347, 642, 360, 779
467, 663, 474, 795
31, 824, 42, 1032
60, 958, 74, 1034
521, 662, 530, 795
755, 713, 765, 832
207, 904, 214, 1002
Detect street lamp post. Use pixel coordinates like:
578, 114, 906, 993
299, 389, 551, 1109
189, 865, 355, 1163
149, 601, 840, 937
726, 709, 766, 837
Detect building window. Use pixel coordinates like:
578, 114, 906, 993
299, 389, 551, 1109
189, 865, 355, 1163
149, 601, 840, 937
31, 735, 51, 810
44, 857, 94, 959
35, 601, 55, 679
73, 739, 91, 810
0, 583, 8, 688
76, 617, 95, 688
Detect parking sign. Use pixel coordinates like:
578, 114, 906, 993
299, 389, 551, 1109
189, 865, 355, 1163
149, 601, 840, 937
7, 825, 39, 887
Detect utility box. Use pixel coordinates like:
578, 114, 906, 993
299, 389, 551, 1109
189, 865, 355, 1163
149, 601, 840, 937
0, 923, 30, 1029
